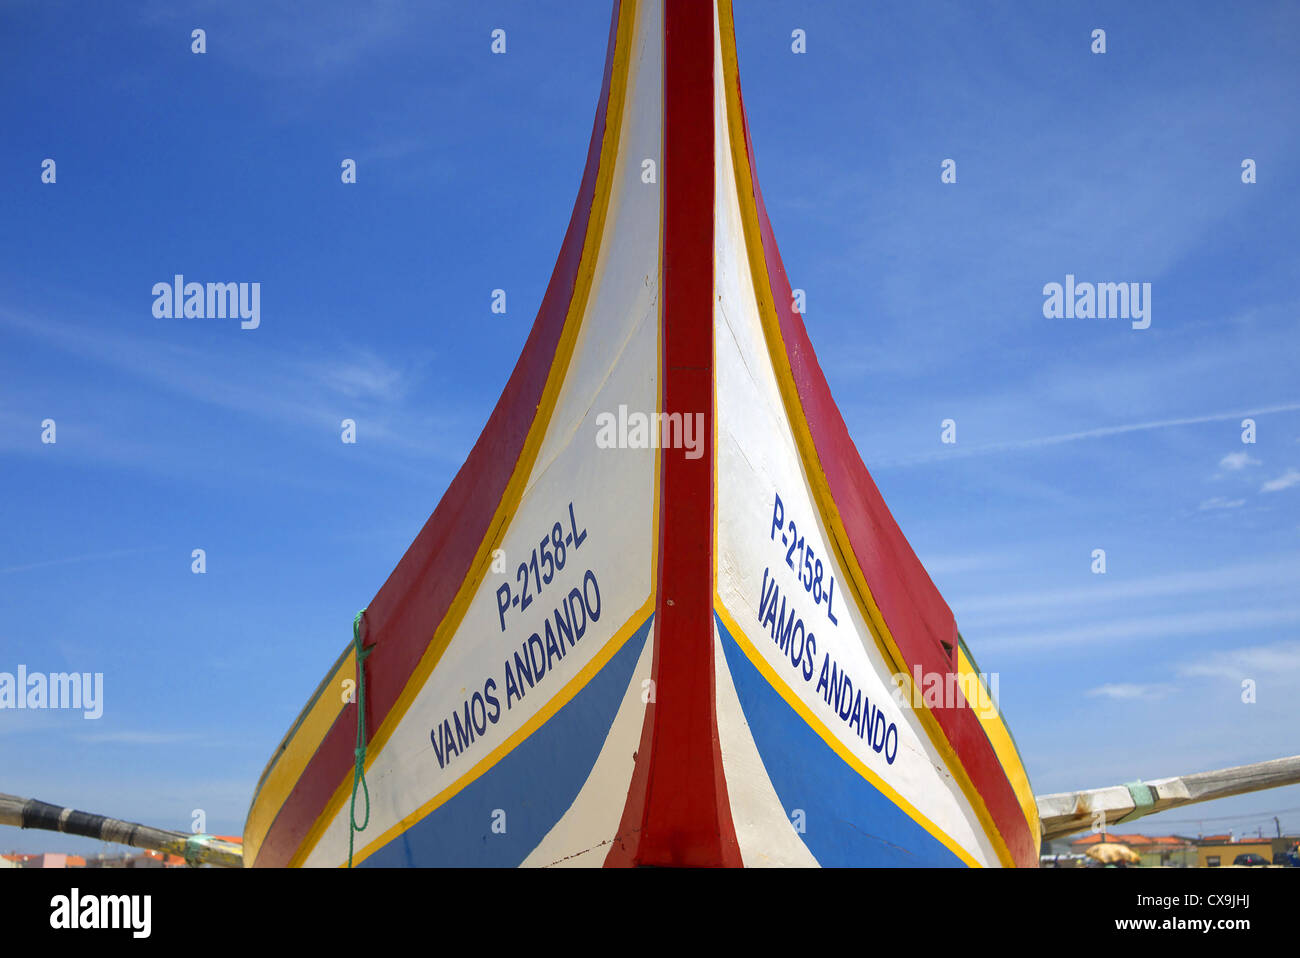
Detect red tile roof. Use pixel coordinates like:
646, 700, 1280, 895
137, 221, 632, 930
1070, 833, 1193, 848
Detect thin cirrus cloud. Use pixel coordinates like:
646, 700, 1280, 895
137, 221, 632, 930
71, 731, 200, 746
976, 606, 1300, 657
916, 551, 1016, 576
952, 555, 1300, 620
1198, 496, 1246, 511
1081, 641, 1300, 704
872, 402, 1300, 469
1219, 451, 1261, 471
0, 306, 460, 466
136, 0, 433, 81
1176, 640, 1300, 680
0, 547, 165, 577
1085, 683, 1172, 701
1261, 469, 1300, 493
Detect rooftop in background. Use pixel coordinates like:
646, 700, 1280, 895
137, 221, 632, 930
4, 849, 184, 867
1070, 831, 1299, 847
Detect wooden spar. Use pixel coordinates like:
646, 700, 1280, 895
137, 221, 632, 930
0, 792, 244, 868
1035, 754, 1300, 842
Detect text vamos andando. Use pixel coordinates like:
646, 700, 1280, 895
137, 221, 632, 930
757, 567, 900, 764
430, 570, 602, 770
430, 501, 601, 772
760, 491, 900, 763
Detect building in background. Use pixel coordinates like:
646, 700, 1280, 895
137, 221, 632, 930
1196, 835, 1300, 867
4, 849, 182, 867
1068, 833, 1199, 867
85, 849, 185, 867
0, 852, 85, 868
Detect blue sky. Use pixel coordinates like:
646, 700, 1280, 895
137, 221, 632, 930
2, 0, 1298, 858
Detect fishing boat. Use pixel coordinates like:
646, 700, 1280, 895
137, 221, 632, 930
235, 0, 1040, 868
5, 0, 1298, 871
221, 0, 1291, 868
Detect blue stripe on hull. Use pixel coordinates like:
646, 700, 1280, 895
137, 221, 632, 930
361, 616, 653, 867
716, 612, 968, 867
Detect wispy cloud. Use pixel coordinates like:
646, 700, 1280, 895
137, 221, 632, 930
915, 551, 1014, 576
295, 350, 411, 403
137, 0, 432, 81
1262, 469, 1300, 493
72, 731, 199, 746
1198, 496, 1246, 511
953, 555, 1300, 622
1177, 640, 1300, 680
0, 548, 164, 577
874, 403, 1300, 468
0, 307, 462, 469
979, 606, 1300, 656
1086, 683, 1171, 701
1219, 451, 1261, 472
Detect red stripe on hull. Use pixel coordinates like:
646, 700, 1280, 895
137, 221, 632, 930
254, 4, 627, 868
726, 26, 1037, 867
606, 0, 741, 868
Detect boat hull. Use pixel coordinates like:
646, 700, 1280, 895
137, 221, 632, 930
242, 0, 1040, 868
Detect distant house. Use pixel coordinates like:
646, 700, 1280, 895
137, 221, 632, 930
0, 852, 86, 868
1196, 835, 1300, 867
1, 849, 185, 868
4, 840, 238, 868
1068, 832, 1198, 867
1198, 840, 1271, 867
137, 849, 187, 867
86, 849, 186, 868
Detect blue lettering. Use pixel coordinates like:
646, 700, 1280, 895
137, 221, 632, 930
553, 603, 574, 653
544, 619, 562, 671
583, 569, 601, 622
430, 725, 445, 768
567, 588, 587, 641
470, 691, 488, 735
527, 632, 547, 680
496, 582, 512, 632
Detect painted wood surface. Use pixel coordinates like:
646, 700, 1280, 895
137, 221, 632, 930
244, 0, 1042, 868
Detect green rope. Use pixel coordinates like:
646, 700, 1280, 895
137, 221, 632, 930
348, 609, 372, 868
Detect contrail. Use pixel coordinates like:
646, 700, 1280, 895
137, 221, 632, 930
0, 547, 162, 576
874, 401, 1300, 468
